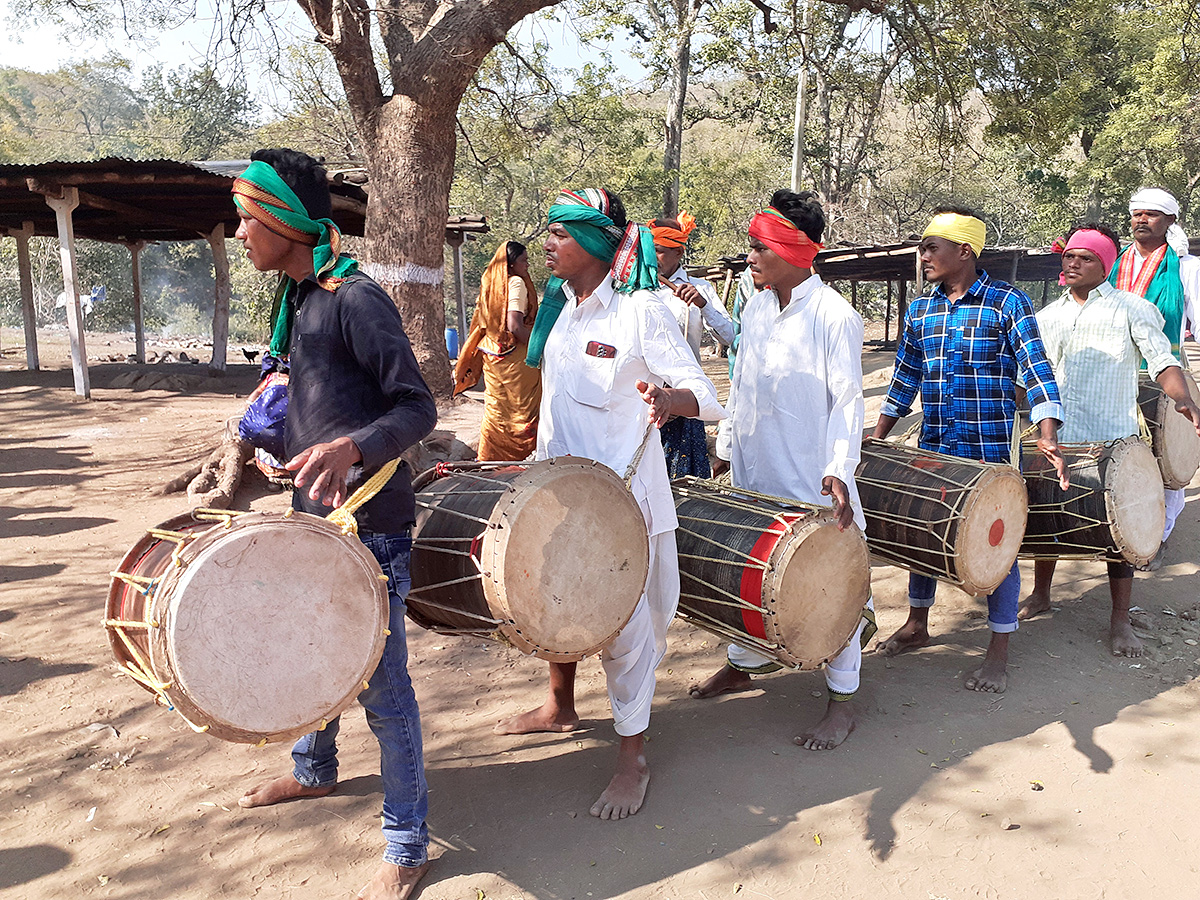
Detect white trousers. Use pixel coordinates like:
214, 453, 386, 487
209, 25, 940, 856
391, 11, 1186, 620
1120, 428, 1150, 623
1164, 487, 1185, 541
726, 597, 874, 697
602, 530, 679, 737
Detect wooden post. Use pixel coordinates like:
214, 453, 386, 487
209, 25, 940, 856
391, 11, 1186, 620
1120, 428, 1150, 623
898, 278, 909, 341
447, 231, 467, 340
884, 280, 893, 345
1009, 249, 1020, 285
720, 268, 735, 313
126, 240, 147, 364
1040, 278, 1050, 310
41, 186, 89, 398
12, 221, 38, 370
209, 223, 230, 372
850, 280, 858, 312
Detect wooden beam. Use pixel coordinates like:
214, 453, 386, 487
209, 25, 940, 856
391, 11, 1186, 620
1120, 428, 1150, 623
11, 221, 38, 370
27, 177, 206, 236
208, 223, 230, 372
125, 240, 148, 364
40, 186, 90, 398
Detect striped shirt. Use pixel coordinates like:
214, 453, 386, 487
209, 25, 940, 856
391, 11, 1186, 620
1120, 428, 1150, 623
881, 270, 1063, 462
1035, 281, 1177, 443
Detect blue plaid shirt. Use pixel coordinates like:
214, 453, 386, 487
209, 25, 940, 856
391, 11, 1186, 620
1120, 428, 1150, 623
881, 271, 1063, 463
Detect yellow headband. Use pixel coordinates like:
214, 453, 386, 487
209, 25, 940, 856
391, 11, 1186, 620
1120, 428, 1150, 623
923, 212, 986, 256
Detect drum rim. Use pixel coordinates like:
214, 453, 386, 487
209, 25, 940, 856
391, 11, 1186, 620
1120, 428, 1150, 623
1105, 438, 1165, 566
147, 510, 389, 743
953, 464, 1028, 596
483, 457, 649, 661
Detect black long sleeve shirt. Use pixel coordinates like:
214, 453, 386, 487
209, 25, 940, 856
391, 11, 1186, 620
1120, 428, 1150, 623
285, 272, 437, 534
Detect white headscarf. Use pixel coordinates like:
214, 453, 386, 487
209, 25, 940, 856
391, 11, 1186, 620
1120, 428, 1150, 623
1130, 187, 1190, 257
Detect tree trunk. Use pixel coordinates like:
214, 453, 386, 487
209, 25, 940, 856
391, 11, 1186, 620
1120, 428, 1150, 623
662, 33, 692, 218
360, 95, 458, 398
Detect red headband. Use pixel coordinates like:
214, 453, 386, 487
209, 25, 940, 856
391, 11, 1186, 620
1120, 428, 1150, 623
749, 208, 823, 269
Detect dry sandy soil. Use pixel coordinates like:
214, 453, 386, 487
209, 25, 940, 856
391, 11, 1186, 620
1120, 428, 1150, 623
3, 326, 1200, 900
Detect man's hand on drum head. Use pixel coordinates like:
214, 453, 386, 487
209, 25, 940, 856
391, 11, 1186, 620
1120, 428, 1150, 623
636, 380, 699, 427
286, 436, 364, 508
1035, 432, 1070, 491
821, 475, 855, 531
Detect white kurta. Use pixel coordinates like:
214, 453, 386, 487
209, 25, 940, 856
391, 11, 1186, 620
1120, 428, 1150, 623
716, 275, 867, 531
537, 277, 725, 735
1125, 249, 1199, 541
714, 275, 870, 694
656, 267, 737, 363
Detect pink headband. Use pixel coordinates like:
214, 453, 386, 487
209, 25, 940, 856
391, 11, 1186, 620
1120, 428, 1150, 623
1062, 229, 1119, 276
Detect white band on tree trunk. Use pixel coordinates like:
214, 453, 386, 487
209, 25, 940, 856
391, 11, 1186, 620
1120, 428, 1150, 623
362, 261, 444, 286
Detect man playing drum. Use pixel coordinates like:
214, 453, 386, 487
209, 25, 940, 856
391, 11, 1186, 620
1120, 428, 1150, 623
874, 206, 1069, 694
688, 190, 875, 750
493, 188, 725, 820
1019, 224, 1200, 655
649, 212, 736, 477
230, 149, 438, 900
1110, 188, 1200, 569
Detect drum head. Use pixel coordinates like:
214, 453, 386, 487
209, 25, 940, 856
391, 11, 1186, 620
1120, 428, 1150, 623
768, 518, 871, 669
954, 466, 1028, 595
487, 459, 649, 661
1107, 440, 1165, 566
152, 512, 389, 743
1158, 371, 1200, 488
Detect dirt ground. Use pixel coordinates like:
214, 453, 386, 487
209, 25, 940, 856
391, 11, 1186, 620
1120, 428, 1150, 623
3, 325, 1200, 900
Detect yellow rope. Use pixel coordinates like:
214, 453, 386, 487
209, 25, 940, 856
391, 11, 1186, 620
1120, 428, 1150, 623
326, 459, 401, 535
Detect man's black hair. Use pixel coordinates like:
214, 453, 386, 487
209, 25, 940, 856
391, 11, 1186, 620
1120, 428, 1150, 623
250, 148, 332, 220
506, 240, 527, 269
1066, 222, 1122, 255
604, 190, 628, 229
931, 203, 985, 220
652, 216, 683, 231
769, 189, 825, 243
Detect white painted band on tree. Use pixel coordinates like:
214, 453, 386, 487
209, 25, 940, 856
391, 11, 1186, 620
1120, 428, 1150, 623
362, 262, 444, 286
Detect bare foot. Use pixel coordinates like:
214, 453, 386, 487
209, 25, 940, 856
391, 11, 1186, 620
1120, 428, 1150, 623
590, 735, 649, 820
688, 664, 754, 699
794, 698, 856, 750
877, 619, 930, 657
493, 703, 579, 735
356, 861, 431, 900
237, 773, 335, 808
1110, 618, 1144, 658
965, 660, 1007, 693
1017, 590, 1053, 621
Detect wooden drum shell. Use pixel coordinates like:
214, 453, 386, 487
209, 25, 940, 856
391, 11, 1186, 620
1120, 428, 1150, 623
856, 439, 1028, 596
409, 458, 650, 663
672, 478, 870, 671
1019, 437, 1164, 566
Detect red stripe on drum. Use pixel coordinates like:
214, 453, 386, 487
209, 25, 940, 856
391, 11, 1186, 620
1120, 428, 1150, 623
737, 515, 800, 640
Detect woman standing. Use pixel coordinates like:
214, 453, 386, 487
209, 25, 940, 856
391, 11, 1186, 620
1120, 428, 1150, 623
457, 241, 542, 460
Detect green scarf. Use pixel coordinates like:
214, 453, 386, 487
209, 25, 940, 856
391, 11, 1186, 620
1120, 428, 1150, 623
525, 189, 659, 368
232, 159, 359, 358
1108, 243, 1185, 361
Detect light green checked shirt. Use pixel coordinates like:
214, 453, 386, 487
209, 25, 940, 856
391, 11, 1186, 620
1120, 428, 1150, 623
1035, 281, 1179, 443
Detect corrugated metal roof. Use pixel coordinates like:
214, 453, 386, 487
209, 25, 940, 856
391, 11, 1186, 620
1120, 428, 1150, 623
0, 157, 367, 243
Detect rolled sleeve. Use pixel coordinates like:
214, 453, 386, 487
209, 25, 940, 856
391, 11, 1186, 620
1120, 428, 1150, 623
1130, 296, 1178, 379
699, 282, 737, 345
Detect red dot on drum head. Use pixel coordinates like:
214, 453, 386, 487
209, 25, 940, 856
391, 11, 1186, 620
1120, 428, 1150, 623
989, 519, 1005, 547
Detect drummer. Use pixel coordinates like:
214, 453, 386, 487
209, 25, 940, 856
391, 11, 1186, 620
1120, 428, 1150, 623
688, 190, 875, 750
492, 188, 725, 819
1019, 224, 1200, 655
230, 149, 438, 900
649, 212, 736, 476
873, 206, 1069, 694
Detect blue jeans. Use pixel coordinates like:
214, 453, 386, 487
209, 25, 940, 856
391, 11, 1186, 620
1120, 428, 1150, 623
908, 560, 1020, 634
291, 531, 429, 868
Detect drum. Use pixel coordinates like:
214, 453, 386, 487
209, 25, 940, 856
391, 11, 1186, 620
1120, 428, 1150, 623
105, 509, 389, 744
1019, 437, 1163, 566
672, 478, 870, 670
1138, 371, 1200, 489
409, 458, 649, 662
855, 439, 1027, 596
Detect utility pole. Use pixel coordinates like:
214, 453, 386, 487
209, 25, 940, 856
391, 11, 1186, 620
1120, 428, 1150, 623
790, 0, 813, 192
